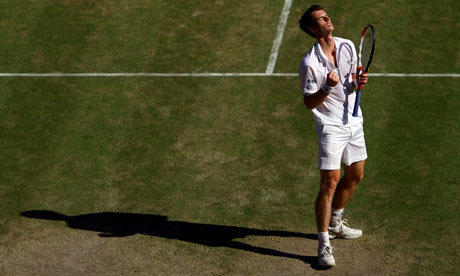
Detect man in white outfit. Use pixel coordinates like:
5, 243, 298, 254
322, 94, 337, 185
298, 5, 369, 267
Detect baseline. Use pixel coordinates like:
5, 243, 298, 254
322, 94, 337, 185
0, 73, 459, 77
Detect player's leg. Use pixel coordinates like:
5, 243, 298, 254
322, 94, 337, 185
315, 169, 340, 267
329, 122, 367, 239
316, 169, 341, 232
328, 161, 365, 239
314, 124, 349, 267
332, 160, 365, 210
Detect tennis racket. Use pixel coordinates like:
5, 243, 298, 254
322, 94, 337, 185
352, 24, 375, 117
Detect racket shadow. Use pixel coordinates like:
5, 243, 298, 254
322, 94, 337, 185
337, 42, 356, 124
20, 210, 326, 269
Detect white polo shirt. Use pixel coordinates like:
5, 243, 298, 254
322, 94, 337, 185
299, 37, 363, 126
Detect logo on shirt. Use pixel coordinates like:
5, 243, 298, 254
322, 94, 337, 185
307, 79, 316, 84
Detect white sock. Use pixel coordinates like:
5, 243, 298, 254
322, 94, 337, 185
318, 232, 330, 247
330, 208, 344, 227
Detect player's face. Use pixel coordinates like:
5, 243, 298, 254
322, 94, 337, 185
310, 10, 334, 37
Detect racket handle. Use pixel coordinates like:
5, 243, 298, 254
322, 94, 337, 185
352, 90, 362, 117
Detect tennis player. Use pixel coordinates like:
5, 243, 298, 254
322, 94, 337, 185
298, 5, 369, 267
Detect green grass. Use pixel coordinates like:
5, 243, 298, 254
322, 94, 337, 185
0, 0, 282, 73
0, 77, 314, 226
0, 1, 459, 275
277, 0, 460, 74
359, 77, 460, 274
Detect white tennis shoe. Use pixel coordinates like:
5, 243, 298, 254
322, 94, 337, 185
329, 219, 362, 239
318, 244, 336, 267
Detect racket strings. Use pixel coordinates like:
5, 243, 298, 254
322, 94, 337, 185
360, 30, 374, 68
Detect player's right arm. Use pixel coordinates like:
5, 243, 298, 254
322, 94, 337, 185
303, 70, 338, 110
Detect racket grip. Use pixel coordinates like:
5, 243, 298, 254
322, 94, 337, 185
352, 90, 362, 117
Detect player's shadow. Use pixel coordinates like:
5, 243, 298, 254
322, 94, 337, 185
20, 210, 327, 270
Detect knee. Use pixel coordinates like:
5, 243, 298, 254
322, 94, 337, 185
342, 172, 363, 190
352, 172, 364, 185
346, 161, 365, 185
319, 175, 340, 198
318, 185, 336, 200
358, 171, 364, 182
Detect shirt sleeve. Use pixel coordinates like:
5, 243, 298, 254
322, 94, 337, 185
299, 64, 318, 96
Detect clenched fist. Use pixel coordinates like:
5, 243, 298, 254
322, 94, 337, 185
326, 70, 339, 87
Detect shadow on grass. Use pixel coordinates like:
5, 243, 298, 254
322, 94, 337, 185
20, 210, 330, 270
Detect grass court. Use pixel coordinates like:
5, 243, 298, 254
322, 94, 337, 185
0, 0, 459, 275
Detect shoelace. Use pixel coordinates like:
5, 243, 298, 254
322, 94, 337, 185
320, 245, 335, 256
332, 218, 351, 230
340, 219, 350, 229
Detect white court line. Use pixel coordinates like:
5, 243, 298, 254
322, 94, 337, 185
0, 73, 459, 77
368, 73, 460, 77
266, 0, 292, 74
0, 73, 273, 77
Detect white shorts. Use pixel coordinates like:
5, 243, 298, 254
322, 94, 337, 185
315, 124, 368, 170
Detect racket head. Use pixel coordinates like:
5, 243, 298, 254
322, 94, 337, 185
358, 24, 375, 73
337, 42, 354, 86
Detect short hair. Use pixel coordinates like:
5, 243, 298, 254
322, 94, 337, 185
299, 5, 324, 37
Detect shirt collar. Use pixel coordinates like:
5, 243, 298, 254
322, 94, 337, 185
314, 37, 339, 71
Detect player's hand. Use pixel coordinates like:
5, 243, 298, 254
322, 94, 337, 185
326, 70, 339, 87
359, 72, 368, 86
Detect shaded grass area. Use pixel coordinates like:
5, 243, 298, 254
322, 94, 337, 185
0, 77, 317, 232
1, 76, 459, 275
0, 77, 322, 275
